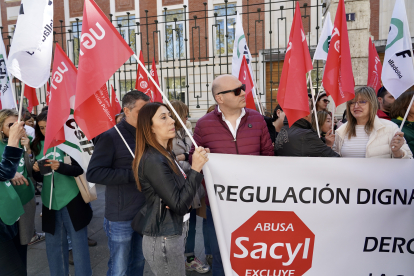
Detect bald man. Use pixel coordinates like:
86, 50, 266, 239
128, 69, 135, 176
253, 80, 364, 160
189, 75, 273, 276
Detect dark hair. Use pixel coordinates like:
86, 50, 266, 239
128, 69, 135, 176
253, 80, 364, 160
31, 111, 48, 156
316, 92, 327, 103
377, 86, 388, 98
170, 100, 189, 130
122, 90, 150, 110
132, 102, 179, 191
272, 105, 283, 122
390, 89, 414, 119
41, 106, 49, 112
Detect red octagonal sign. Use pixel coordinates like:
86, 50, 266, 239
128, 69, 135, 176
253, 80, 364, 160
230, 211, 315, 276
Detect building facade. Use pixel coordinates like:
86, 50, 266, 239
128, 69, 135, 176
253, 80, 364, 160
1, 0, 413, 118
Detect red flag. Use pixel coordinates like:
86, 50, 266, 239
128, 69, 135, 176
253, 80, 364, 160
322, 0, 355, 106
46, 82, 50, 105
44, 43, 77, 154
367, 37, 382, 94
74, 0, 133, 139
238, 56, 256, 110
110, 85, 122, 115
135, 51, 151, 94
147, 58, 163, 103
24, 84, 39, 113
277, 2, 313, 126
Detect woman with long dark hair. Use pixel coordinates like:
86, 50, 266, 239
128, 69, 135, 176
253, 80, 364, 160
132, 102, 208, 276
31, 111, 92, 276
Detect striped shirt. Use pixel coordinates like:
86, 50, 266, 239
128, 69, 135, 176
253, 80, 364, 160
341, 125, 370, 158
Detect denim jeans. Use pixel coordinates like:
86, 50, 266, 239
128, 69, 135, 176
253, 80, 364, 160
143, 221, 188, 276
207, 205, 225, 276
184, 209, 196, 256
45, 207, 91, 276
103, 218, 145, 276
203, 217, 211, 255
0, 223, 27, 276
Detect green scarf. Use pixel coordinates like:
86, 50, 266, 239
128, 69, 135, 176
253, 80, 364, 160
36, 141, 79, 210
0, 141, 34, 206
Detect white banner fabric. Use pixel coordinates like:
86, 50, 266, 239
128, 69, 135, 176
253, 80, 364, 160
204, 153, 414, 276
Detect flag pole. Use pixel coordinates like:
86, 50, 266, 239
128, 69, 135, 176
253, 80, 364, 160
135, 55, 199, 149
17, 82, 25, 122
308, 72, 321, 138
114, 125, 135, 158
332, 101, 336, 133
9, 75, 18, 109
49, 147, 56, 211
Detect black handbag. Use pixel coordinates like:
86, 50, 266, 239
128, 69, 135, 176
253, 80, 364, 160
0, 219, 18, 242
131, 204, 147, 236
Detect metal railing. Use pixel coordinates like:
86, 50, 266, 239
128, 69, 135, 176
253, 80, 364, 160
1, 0, 325, 116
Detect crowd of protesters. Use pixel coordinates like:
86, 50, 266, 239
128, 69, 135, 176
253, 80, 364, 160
0, 74, 413, 276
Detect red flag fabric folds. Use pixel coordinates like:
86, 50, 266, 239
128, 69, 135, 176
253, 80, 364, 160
322, 0, 355, 106
46, 82, 50, 106
367, 37, 382, 94
74, 0, 132, 139
24, 84, 39, 113
238, 55, 256, 110
147, 57, 163, 103
111, 85, 122, 116
277, 2, 313, 127
44, 43, 77, 154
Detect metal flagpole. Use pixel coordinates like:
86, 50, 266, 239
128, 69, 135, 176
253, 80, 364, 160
307, 60, 321, 138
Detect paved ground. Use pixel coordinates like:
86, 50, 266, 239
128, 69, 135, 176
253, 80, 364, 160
27, 184, 212, 276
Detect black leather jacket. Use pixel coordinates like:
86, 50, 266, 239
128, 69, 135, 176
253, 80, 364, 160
138, 146, 203, 237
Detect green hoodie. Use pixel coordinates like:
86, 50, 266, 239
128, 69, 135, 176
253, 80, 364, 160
392, 117, 414, 154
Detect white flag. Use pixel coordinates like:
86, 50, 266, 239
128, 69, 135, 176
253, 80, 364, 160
7, 0, 53, 88
381, 0, 414, 99
231, 13, 257, 97
0, 35, 16, 109
314, 12, 333, 61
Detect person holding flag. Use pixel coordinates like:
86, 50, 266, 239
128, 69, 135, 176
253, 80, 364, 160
87, 91, 150, 276
333, 86, 412, 159
31, 111, 93, 276
189, 74, 273, 276
0, 111, 34, 275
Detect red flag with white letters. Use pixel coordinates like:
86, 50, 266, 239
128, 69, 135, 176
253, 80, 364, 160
322, 0, 355, 106
111, 85, 122, 115
74, 0, 133, 139
277, 2, 313, 126
135, 51, 151, 94
238, 55, 256, 110
147, 57, 163, 103
24, 84, 39, 113
367, 37, 382, 94
44, 43, 77, 154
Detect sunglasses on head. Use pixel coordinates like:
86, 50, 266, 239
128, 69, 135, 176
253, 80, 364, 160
217, 84, 246, 96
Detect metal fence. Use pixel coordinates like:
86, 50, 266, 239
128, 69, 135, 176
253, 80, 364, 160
1, 0, 325, 116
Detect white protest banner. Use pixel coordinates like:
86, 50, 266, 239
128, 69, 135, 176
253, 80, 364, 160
204, 154, 414, 276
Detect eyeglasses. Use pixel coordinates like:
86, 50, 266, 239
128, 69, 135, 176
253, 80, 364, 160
322, 99, 330, 104
216, 84, 246, 96
350, 100, 368, 107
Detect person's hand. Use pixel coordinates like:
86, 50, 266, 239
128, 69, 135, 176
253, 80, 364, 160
325, 129, 335, 148
33, 161, 40, 172
20, 135, 31, 152
191, 147, 208, 172
205, 148, 211, 153
44, 159, 60, 171
176, 154, 186, 162
7, 121, 26, 148
11, 172, 29, 186
391, 131, 405, 157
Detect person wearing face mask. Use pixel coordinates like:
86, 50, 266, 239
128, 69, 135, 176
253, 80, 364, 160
333, 86, 412, 158
132, 102, 208, 276
311, 110, 335, 145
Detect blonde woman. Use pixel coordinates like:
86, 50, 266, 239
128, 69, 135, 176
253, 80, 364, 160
333, 86, 412, 158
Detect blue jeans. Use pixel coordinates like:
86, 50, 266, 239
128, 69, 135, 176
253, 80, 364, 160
45, 207, 91, 276
206, 205, 225, 276
203, 217, 211, 255
103, 218, 145, 276
185, 209, 211, 256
